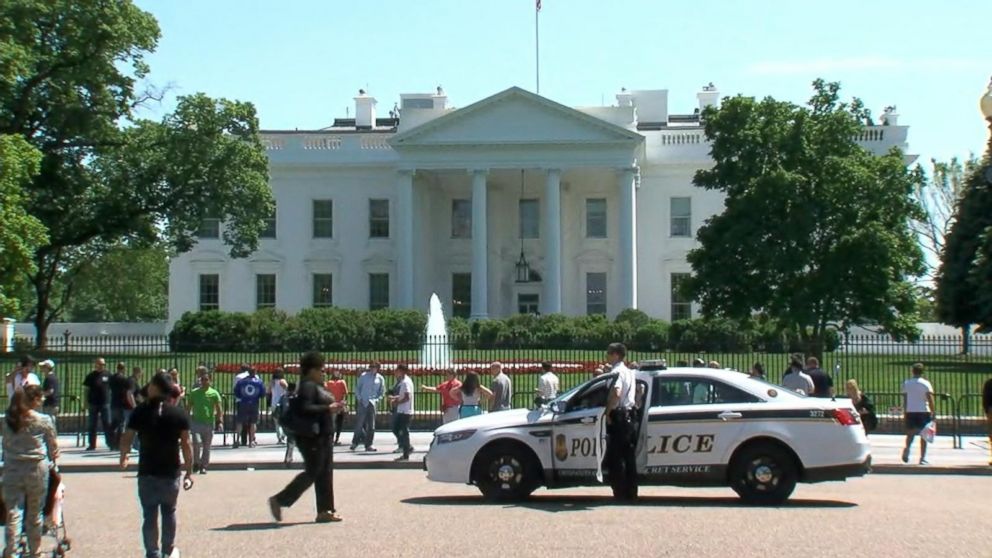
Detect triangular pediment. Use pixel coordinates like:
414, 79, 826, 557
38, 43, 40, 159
391, 87, 643, 147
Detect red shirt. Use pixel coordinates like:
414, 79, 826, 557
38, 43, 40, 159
437, 379, 462, 409
325, 379, 347, 403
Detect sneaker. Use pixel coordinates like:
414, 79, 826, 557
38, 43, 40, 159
199, 467, 208, 475
315, 511, 342, 523
901, 448, 909, 463
349, 444, 357, 451
365, 446, 377, 452
919, 458, 929, 465
393, 447, 404, 454
267, 497, 282, 522
395, 455, 410, 461
232, 442, 240, 449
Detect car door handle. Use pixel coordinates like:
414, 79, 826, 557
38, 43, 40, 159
580, 416, 597, 425
718, 411, 743, 421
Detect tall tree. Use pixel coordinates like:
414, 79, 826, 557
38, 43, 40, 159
910, 156, 979, 283
62, 242, 169, 322
685, 79, 925, 357
0, 1, 271, 344
0, 134, 47, 315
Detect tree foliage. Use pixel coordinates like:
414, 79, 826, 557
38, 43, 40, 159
0, 0, 271, 343
685, 79, 925, 356
62, 243, 169, 322
0, 134, 47, 315
935, 158, 992, 335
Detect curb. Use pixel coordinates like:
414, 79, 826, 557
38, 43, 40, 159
54, 461, 992, 475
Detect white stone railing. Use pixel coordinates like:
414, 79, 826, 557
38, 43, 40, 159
261, 133, 394, 152
657, 129, 705, 145
855, 127, 886, 142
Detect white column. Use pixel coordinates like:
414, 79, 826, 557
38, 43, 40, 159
542, 168, 562, 314
396, 169, 415, 309
470, 169, 489, 319
618, 166, 638, 310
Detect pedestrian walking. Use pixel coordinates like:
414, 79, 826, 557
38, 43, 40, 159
270, 369, 289, 444
602, 342, 638, 501
450, 372, 491, 418
119, 372, 193, 558
804, 357, 834, 398
488, 361, 512, 412
534, 361, 559, 407
40, 359, 60, 418
6, 355, 41, 401
845, 379, 877, 433
2, 385, 59, 558
901, 363, 936, 465
983, 375, 992, 466
781, 354, 814, 396
83, 357, 112, 451
388, 364, 415, 461
234, 368, 265, 448
269, 351, 344, 524
109, 362, 132, 450
350, 361, 384, 452
279, 382, 297, 466
421, 369, 461, 424
187, 373, 223, 475
324, 370, 348, 445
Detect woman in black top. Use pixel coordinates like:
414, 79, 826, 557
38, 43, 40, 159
269, 351, 344, 523
845, 379, 877, 433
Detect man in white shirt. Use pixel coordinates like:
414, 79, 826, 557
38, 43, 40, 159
781, 355, 814, 396
901, 362, 936, 465
388, 364, 415, 462
534, 361, 559, 407
603, 343, 638, 501
6, 355, 41, 401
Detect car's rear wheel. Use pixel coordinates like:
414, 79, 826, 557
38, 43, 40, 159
474, 443, 539, 502
730, 443, 798, 505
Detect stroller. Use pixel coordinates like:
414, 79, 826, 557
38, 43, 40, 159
0, 466, 72, 557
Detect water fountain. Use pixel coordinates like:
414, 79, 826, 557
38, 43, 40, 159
421, 293, 452, 369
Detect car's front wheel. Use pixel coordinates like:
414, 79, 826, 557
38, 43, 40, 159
730, 443, 798, 505
474, 443, 539, 502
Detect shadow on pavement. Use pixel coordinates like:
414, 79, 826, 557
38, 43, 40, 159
211, 521, 310, 531
402, 494, 857, 512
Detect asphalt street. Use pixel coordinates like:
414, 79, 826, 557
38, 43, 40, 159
51, 470, 991, 558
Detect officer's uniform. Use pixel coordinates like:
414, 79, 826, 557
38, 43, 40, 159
603, 362, 638, 500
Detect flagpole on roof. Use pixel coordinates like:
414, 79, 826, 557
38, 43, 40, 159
535, 0, 541, 95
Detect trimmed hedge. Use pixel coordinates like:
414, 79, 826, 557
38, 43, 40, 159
170, 309, 839, 354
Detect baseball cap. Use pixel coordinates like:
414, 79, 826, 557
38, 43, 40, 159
39, 359, 55, 369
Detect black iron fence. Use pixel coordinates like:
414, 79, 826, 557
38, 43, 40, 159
3, 333, 990, 440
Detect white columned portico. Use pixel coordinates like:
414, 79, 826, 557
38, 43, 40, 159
470, 169, 489, 319
396, 169, 415, 308
618, 166, 638, 310
542, 168, 562, 314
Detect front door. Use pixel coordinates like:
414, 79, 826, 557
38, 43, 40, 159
550, 374, 614, 483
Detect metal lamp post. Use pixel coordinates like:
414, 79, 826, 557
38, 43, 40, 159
981, 77, 992, 184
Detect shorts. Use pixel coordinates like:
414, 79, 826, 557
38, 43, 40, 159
904, 412, 932, 431
236, 403, 260, 424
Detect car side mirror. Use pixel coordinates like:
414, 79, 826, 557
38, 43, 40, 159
549, 401, 563, 414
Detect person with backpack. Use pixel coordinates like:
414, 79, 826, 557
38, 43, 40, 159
269, 351, 344, 524
277, 382, 298, 466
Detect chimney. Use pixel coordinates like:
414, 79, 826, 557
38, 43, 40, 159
616, 87, 633, 107
697, 82, 719, 112
880, 105, 899, 126
354, 89, 377, 129
432, 85, 448, 110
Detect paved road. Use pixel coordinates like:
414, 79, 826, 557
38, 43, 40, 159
52, 471, 990, 558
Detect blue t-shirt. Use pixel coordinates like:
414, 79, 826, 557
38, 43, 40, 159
234, 376, 266, 406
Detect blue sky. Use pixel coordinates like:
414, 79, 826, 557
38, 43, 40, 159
135, 0, 991, 165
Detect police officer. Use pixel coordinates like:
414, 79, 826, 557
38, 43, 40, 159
603, 342, 638, 501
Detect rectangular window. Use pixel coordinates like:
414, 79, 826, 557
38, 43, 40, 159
198, 274, 219, 311
452, 273, 472, 319
451, 199, 472, 239
519, 199, 539, 239
586, 272, 607, 315
586, 198, 607, 238
671, 273, 692, 321
369, 273, 389, 310
670, 197, 691, 237
260, 207, 277, 239
197, 217, 220, 239
312, 273, 333, 308
256, 274, 276, 310
312, 199, 333, 238
369, 199, 390, 238
517, 293, 539, 315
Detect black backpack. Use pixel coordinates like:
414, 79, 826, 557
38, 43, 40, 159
278, 390, 320, 438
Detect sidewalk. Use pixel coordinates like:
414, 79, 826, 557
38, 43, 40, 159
37, 432, 992, 475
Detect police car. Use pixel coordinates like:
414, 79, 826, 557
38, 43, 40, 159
424, 362, 871, 505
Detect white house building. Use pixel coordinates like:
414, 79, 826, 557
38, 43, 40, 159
167, 85, 911, 325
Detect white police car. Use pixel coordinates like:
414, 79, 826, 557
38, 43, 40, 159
425, 363, 871, 505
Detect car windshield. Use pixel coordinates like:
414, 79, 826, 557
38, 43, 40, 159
549, 373, 616, 405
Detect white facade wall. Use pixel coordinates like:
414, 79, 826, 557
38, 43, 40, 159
168, 86, 910, 326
